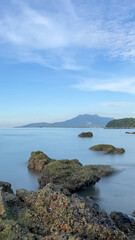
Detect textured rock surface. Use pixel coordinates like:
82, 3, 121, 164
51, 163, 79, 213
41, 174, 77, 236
90, 144, 125, 154
78, 132, 93, 137
27, 151, 116, 192
38, 159, 100, 192
84, 165, 116, 176
28, 151, 54, 171
0, 181, 13, 194
110, 211, 135, 239
0, 183, 128, 240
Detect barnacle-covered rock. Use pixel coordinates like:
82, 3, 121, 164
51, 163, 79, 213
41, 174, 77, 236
0, 182, 129, 239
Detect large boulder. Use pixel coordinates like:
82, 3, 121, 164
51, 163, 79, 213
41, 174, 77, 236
38, 159, 100, 192
0, 182, 127, 240
78, 132, 93, 137
28, 151, 54, 171
90, 144, 125, 154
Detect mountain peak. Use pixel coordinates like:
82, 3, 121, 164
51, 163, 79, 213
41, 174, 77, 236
18, 114, 114, 128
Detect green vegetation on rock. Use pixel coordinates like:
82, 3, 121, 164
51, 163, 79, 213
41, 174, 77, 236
38, 159, 100, 192
28, 151, 55, 171
90, 144, 125, 154
106, 118, 135, 128
27, 151, 116, 192
84, 165, 116, 176
0, 182, 128, 239
78, 132, 93, 137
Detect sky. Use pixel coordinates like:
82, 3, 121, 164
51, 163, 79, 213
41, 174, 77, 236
1, 0, 135, 127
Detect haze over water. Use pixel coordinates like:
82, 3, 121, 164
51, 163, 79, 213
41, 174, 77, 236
0, 127, 134, 215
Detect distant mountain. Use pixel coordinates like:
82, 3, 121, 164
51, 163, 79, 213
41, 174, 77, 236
106, 118, 135, 128
19, 122, 52, 128
18, 114, 114, 128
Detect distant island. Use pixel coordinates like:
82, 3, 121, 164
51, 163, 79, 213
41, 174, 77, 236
17, 114, 114, 128
106, 118, 135, 128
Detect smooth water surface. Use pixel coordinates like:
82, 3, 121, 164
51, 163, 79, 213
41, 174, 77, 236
0, 127, 135, 215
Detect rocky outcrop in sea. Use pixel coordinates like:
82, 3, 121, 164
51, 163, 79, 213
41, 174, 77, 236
0, 151, 134, 239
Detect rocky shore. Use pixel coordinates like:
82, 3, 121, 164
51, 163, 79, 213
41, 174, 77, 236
0, 151, 134, 239
28, 151, 115, 192
0, 181, 130, 240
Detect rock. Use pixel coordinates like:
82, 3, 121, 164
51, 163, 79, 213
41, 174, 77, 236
125, 132, 135, 134
131, 211, 135, 217
0, 182, 14, 217
84, 165, 116, 176
38, 159, 100, 192
110, 211, 135, 239
0, 181, 13, 194
0, 219, 36, 240
28, 151, 55, 171
89, 144, 125, 154
0, 187, 6, 216
0, 182, 128, 239
78, 132, 93, 137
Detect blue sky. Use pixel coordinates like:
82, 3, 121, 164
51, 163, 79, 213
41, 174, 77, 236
1, 0, 135, 127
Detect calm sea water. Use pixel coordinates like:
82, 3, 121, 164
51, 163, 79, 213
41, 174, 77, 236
0, 127, 135, 215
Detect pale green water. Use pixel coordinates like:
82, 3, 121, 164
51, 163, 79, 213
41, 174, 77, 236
0, 127, 135, 215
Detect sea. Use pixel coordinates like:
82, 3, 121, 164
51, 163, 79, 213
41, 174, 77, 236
0, 127, 135, 216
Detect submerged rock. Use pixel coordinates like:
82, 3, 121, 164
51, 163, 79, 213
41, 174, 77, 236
89, 144, 125, 154
0, 183, 128, 239
78, 132, 93, 137
28, 151, 54, 171
38, 159, 100, 192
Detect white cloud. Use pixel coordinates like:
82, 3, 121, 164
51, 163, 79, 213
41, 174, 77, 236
74, 77, 135, 94
1, 0, 135, 68
99, 102, 135, 108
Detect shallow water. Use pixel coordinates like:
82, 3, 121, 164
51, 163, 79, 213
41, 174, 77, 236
0, 127, 135, 215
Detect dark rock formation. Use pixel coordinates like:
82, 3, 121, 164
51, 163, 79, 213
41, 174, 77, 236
27, 151, 116, 192
110, 211, 135, 239
0, 181, 13, 194
90, 144, 125, 154
132, 210, 135, 217
0, 183, 128, 239
38, 159, 100, 192
78, 131, 93, 137
125, 132, 135, 134
28, 151, 54, 171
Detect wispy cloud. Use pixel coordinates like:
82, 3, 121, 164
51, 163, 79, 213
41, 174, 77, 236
1, 0, 135, 69
74, 77, 135, 94
99, 102, 135, 108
